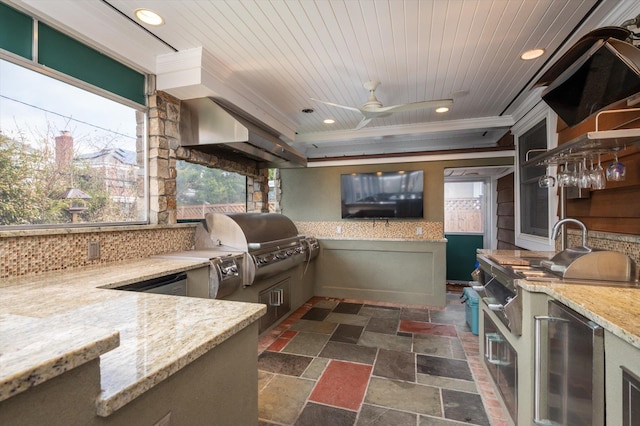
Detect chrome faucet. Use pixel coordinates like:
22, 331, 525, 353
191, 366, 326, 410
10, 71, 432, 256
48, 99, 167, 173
551, 218, 588, 248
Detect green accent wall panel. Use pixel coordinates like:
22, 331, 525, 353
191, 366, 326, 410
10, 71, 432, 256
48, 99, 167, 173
0, 2, 33, 59
37, 23, 145, 105
445, 234, 483, 281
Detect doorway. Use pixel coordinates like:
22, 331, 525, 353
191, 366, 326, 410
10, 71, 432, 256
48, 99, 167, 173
444, 167, 511, 283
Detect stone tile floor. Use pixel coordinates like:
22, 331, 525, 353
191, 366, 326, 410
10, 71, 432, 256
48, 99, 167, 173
257, 293, 512, 425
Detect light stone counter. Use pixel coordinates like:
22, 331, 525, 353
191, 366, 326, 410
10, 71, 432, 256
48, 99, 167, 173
0, 258, 266, 416
519, 280, 640, 349
478, 249, 640, 350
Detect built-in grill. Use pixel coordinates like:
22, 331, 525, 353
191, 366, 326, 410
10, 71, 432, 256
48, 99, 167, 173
474, 255, 525, 336
195, 212, 311, 286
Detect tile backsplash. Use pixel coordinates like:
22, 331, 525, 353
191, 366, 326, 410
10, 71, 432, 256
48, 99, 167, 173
0, 225, 196, 279
295, 221, 444, 240
564, 229, 640, 273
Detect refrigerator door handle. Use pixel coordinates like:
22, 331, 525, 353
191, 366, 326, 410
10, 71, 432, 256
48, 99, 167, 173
533, 315, 569, 425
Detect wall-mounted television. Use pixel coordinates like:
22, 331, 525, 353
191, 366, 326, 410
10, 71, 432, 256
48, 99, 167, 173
341, 170, 424, 219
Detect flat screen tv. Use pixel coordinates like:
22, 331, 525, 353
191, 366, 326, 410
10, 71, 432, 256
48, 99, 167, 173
341, 170, 424, 219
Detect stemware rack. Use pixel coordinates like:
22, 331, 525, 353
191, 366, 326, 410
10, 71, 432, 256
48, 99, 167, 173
522, 108, 640, 168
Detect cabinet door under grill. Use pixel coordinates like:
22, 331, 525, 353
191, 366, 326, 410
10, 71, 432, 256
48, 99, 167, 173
259, 279, 291, 334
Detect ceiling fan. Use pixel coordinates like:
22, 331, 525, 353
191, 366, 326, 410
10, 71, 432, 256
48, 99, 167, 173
311, 80, 453, 130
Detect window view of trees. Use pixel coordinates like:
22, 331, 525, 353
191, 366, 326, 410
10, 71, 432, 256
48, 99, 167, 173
0, 59, 145, 227
176, 161, 247, 220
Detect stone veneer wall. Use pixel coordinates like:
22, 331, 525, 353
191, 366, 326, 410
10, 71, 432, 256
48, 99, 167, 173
564, 230, 640, 274
295, 221, 444, 240
0, 225, 195, 279
148, 91, 270, 223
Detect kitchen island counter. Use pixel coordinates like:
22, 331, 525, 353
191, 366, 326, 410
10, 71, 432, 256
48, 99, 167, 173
0, 258, 266, 420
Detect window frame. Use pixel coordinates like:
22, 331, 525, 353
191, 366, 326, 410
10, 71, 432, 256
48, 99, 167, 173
0, 52, 149, 229
513, 102, 558, 251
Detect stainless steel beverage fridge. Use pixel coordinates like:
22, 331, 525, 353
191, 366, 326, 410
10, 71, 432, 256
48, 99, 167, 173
533, 300, 605, 425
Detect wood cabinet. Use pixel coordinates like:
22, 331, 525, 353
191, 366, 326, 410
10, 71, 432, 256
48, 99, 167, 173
557, 104, 640, 235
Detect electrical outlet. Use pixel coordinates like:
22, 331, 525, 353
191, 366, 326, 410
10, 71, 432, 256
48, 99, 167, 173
416, 227, 423, 235
336, 226, 342, 234
87, 241, 100, 260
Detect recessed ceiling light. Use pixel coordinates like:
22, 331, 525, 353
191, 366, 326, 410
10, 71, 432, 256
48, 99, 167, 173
135, 9, 165, 26
521, 48, 545, 60
323, 119, 335, 124
435, 107, 449, 113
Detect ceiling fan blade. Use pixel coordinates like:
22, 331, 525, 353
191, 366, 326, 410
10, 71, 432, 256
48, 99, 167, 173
354, 117, 373, 130
310, 98, 361, 113
376, 98, 453, 114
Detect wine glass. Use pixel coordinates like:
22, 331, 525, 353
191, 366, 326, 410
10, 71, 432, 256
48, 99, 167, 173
577, 158, 590, 189
557, 162, 571, 187
606, 152, 626, 182
538, 174, 555, 188
590, 154, 606, 190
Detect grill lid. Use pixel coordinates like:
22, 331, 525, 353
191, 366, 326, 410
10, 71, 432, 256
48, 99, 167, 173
197, 212, 300, 251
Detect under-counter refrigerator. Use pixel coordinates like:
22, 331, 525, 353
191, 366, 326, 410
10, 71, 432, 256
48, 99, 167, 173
534, 300, 605, 425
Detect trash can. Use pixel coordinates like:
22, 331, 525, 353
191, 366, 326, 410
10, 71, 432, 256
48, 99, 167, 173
461, 287, 479, 335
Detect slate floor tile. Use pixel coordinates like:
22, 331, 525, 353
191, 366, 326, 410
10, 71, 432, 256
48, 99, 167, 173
399, 320, 458, 337
313, 299, 339, 310
301, 307, 332, 321
319, 341, 378, 365
330, 323, 365, 344
365, 317, 399, 335
417, 374, 478, 393
257, 294, 496, 426
295, 402, 357, 426
332, 301, 363, 314
281, 331, 330, 356
359, 305, 401, 319
413, 334, 456, 358
309, 360, 372, 411
359, 331, 412, 352
356, 404, 417, 426
258, 351, 314, 376
416, 354, 473, 381
364, 376, 442, 417
326, 312, 370, 326
373, 348, 415, 382
289, 319, 338, 334
301, 357, 330, 379
400, 307, 430, 322
442, 388, 491, 425
258, 375, 315, 424
430, 309, 468, 326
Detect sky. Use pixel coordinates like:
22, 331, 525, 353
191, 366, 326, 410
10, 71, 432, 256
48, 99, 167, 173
0, 58, 139, 154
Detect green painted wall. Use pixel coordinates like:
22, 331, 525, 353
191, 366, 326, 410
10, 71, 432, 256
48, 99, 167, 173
280, 156, 513, 222
445, 234, 484, 281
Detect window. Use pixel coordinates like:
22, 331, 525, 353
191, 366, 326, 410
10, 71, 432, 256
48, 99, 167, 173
0, 59, 146, 227
176, 161, 247, 220
514, 104, 558, 251
444, 181, 485, 233
518, 120, 548, 237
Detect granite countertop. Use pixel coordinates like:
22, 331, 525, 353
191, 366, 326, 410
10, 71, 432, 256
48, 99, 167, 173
478, 250, 640, 350
0, 258, 266, 416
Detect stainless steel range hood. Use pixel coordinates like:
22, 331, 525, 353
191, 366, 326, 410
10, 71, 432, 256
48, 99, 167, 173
179, 97, 307, 167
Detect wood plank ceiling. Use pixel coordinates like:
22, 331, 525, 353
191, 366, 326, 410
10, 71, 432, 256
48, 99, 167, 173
9, 0, 640, 159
